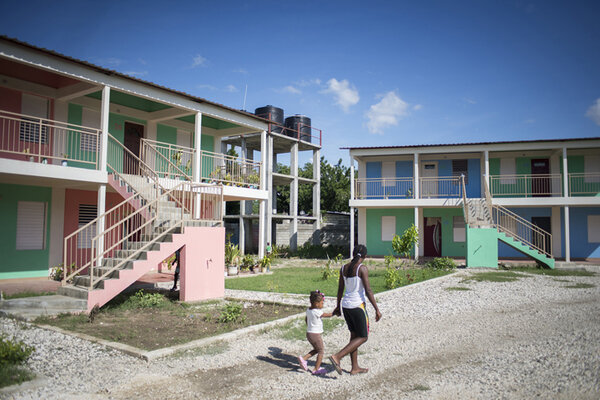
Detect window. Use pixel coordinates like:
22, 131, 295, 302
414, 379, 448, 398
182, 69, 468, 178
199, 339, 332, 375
382, 161, 395, 187
20, 94, 49, 145
16, 201, 46, 250
584, 155, 600, 183
500, 158, 516, 184
77, 204, 97, 249
588, 215, 600, 243
80, 109, 99, 152
381, 216, 396, 241
452, 160, 468, 184
453, 216, 465, 242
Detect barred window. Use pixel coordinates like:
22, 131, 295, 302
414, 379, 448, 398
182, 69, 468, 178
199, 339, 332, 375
77, 204, 97, 249
19, 118, 48, 144
80, 132, 97, 152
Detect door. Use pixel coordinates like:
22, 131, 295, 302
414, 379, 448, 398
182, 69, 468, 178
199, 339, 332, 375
531, 159, 550, 197
424, 217, 442, 257
123, 122, 144, 174
421, 162, 438, 198
531, 216, 551, 254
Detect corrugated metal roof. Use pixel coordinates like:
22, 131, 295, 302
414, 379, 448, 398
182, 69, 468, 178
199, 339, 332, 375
341, 136, 600, 150
0, 35, 268, 124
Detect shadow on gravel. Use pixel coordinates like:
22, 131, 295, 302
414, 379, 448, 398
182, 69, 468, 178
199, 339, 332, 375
256, 347, 338, 379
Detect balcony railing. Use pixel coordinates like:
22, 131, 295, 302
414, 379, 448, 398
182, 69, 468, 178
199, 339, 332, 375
489, 174, 563, 197
419, 176, 462, 198
0, 110, 100, 168
140, 139, 193, 180
569, 173, 600, 196
354, 178, 414, 199
199, 149, 261, 188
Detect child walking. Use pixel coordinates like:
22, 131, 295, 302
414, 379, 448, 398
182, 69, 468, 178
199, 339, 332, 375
298, 290, 333, 375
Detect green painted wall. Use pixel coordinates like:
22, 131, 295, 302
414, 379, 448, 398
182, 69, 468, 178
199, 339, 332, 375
66, 103, 95, 170
157, 124, 177, 144
423, 208, 466, 257
365, 208, 414, 256
0, 184, 52, 279
106, 113, 147, 172
466, 226, 498, 268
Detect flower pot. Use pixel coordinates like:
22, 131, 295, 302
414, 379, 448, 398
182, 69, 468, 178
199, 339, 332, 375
227, 265, 238, 276
61, 160, 68, 166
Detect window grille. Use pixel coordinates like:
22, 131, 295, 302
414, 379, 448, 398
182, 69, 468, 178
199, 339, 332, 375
77, 204, 97, 249
19, 118, 48, 144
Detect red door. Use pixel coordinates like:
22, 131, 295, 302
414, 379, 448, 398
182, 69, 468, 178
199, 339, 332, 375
424, 217, 442, 257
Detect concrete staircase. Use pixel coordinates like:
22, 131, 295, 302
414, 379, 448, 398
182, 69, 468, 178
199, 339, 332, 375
497, 231, 555, 269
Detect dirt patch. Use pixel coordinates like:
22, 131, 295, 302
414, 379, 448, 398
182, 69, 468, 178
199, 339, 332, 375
35, 300, 303, 351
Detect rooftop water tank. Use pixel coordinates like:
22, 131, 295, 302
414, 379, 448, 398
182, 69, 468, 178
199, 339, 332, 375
284, 115, 311, 142
255, 105, 284, 134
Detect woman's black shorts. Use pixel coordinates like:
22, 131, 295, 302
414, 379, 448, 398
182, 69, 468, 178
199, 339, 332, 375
342, 303, 369, 338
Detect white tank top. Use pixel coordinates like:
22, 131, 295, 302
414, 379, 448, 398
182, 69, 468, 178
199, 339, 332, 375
341, 264, 366, 309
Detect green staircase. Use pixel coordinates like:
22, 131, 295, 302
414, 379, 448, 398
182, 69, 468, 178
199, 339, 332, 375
497, 231, 555, 269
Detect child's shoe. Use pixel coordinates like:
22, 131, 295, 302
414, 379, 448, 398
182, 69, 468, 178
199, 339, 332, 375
297, 356, 308, 371
312, 368, 327, 375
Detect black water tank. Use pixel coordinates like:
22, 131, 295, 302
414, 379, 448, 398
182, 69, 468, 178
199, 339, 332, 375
255, 105, 284, 134
284, 115, 312, 142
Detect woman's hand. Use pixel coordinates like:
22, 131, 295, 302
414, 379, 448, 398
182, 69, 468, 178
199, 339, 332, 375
375, 310, 382, 322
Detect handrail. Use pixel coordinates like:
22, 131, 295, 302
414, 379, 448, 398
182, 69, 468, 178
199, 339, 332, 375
200, 149, 261, 187
489, 173, 563, 197
0, 109, 100, 167
568, 172, 600, 196
354, 177, 414, 199
484, 176, 552, 257
141, 139, 192, 181
461, 175, 469, 225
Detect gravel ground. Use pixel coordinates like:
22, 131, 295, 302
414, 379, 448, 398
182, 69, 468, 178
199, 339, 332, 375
1, 267, 599, 400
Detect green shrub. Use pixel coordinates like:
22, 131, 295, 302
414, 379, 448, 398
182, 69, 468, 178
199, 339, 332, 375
384, 266, 402, 290
297, 243, 349, 259
218, 302, 244, 323
127, 290, 169, 309
426, 257, 457, 270
321, 253, 343, 281
0, 335, 34, 367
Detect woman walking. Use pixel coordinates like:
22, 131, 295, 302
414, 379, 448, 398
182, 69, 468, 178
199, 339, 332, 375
329, 244, 382, 375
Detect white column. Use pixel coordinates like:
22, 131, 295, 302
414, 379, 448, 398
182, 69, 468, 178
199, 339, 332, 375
193, 112, 202, 219
97, 184, 106, 263
239, 137, 247, 254
414, 206, 419, 261
484, 150, 490, 196
267, 134, 274, 245
414, 153, 419, 199
564, 206, 570, 262
259, 199, 266, 258
313, 148, 321, 245
562, 147, 569, 197
290, 142, 299, 251
99, 86, 110, 172
349, 154, 355, 257
258, 130, 267, 258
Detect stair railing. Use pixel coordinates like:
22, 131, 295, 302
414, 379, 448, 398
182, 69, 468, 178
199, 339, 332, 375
460, 174, 470, 225
483, 178, 552, 258
140, 139, 193, 181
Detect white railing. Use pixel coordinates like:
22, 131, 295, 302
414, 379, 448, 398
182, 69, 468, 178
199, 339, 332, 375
419, 176, 462, 198
354, 178, 414, 199
489, 174, 563, 197
0, 110, 100, 167
568, 173, 600, 196
200, 149, 261, 188
461, 175, 469, 225
63, 181, 223, 288
483, 178, 552, 258
141, 139, 194, 180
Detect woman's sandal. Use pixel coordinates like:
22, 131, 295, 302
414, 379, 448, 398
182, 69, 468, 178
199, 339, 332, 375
329, 356, 342, 375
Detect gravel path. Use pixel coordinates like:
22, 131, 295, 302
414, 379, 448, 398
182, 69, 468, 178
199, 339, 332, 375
2, 267, 599, 399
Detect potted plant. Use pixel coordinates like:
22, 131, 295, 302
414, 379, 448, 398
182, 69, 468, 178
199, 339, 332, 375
224, 234, 240, 276
61, 153, 68, 166
259, 254, 271, 273
247, 173, 260, 189
240, 254, 255, 273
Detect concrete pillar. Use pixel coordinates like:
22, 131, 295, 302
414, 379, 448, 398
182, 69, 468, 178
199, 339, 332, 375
259, 199, 265, 258
99, 86, 110, 172
239, 137, 247, 254
97, 184, 106, 264
313, 148, 321, 245
258, 130, 267, 258
564, 206, 570, 262
414, 153, 419, 199
290, 142, 298, 251
484, 150, 490, 196
562, 147, 569, 197
267, 134, 273, 245
193, 112, 202, 219
414, 206, 420, 261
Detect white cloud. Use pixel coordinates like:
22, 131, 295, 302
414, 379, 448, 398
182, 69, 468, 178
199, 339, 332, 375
585, 98, 600, 126
197, 84, 217, 91
295, 78, 321, 87
124, 70, 148, 77
192, 54, 207, 68
233, 68, 248, 74
322, 78, 359, 112
282, 85, 301, 94
366, 91, 410, 134
413, 104, 423, 111
524, 118, 536, 124
225, 85, 238, 93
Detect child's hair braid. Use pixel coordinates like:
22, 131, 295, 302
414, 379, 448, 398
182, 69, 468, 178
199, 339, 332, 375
309, 290, 324, 305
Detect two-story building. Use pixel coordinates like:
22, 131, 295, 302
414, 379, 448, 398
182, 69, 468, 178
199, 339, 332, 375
0, 36, 321, 309
346, 137, 600, 267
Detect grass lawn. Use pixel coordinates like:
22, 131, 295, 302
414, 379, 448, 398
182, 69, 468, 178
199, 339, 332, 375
226, 266, 453, 295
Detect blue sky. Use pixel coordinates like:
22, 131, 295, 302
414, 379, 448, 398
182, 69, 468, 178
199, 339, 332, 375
1, 0, 599, 165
